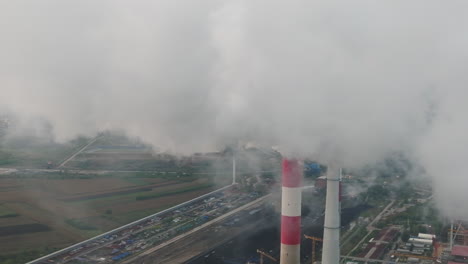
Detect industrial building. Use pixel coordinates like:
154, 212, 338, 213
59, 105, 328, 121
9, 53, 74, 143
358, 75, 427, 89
449, 245, 468, 264
450, 221, 468, 247
315, 175, 327, 189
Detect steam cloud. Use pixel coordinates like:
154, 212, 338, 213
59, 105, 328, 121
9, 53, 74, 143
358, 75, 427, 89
1, 0, 467, 218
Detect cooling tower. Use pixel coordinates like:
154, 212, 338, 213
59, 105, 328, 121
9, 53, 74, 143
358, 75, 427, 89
280, 159, 303, 264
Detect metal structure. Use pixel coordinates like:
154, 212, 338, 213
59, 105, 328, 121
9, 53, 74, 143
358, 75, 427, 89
280, 158, 303, 264
257, 249, 278, 264
304, 235, 323, 264
449, 221, 468, 247
450, 220, 454, 250
321, 167, 341, 264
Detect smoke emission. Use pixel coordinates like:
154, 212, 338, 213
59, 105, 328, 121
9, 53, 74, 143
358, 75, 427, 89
1, 0, 468, 218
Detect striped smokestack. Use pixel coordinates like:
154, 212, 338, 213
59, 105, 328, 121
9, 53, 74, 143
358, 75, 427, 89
321, 166, 341, 264
280, 159, 303, 264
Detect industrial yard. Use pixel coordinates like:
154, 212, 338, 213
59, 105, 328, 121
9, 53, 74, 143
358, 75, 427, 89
27, 185, 268, 264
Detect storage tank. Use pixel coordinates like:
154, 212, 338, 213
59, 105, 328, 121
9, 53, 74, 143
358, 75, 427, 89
408, 237, 433, 245
418, 233, 435, 240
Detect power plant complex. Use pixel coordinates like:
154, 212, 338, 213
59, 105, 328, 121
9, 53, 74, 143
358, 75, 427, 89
27, 156, 344, 264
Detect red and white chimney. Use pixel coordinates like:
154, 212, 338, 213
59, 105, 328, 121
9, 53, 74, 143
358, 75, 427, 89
280, 159, 303, 264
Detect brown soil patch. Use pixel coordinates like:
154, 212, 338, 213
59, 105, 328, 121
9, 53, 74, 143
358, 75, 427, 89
28, 177, 138, 196
107, 188, 214, 215
83, 179, 209, 209
0, 230, 74, 254
60, 180, 178, 202
79, 152, 156, 160
0, 215, 35, 226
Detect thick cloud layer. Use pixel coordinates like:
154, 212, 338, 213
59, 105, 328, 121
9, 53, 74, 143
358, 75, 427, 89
1, 0, 468, 218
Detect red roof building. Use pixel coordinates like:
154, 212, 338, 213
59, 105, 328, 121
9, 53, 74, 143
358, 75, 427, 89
452, 245, 468, 257
450, 245, 468, 264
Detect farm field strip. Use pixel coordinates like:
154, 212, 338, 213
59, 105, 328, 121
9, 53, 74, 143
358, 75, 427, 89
0, 223, 50, 237
59, 181, 180, 202
0, 203, 18, 218
55, 178, 172, 198
6, 202, 86, 241
66, 180, 212, 205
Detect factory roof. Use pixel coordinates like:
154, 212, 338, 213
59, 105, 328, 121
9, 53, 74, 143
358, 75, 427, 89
452, 245, 468, 257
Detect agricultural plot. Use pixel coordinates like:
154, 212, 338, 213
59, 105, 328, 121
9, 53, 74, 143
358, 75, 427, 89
0, 223, 50, 237
0, 136, 91, 168
0, 204, 18, 218
0, 172, 217, 262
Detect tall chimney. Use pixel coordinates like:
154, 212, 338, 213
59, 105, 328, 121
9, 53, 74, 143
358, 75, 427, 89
322, 167, 341, 264
280, 159, 303, 264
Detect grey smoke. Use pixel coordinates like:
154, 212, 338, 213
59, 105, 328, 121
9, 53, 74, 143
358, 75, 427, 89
1, 0, 468, 218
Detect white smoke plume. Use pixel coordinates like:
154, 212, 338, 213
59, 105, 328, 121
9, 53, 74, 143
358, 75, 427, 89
1, 0, 467, 218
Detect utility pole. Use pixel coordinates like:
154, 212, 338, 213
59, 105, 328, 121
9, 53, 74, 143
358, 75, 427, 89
232, 157, 236, 184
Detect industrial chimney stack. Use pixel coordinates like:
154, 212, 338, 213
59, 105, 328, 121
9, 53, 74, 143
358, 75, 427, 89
280, 159, 303, 264
321, 167, 341, 264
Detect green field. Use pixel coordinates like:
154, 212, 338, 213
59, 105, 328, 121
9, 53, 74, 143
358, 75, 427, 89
135, 183, 215, 200
0, 204, 18, 218
0, 136, 91, 168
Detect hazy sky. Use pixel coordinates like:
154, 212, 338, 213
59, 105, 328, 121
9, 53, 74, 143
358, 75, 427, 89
1, 0, 468, 218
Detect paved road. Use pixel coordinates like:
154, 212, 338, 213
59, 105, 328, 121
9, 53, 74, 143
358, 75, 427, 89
344, 200, 395, 258
58, 135, 101, 167
342, 255, 393, 263
367, 200, 395, 230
